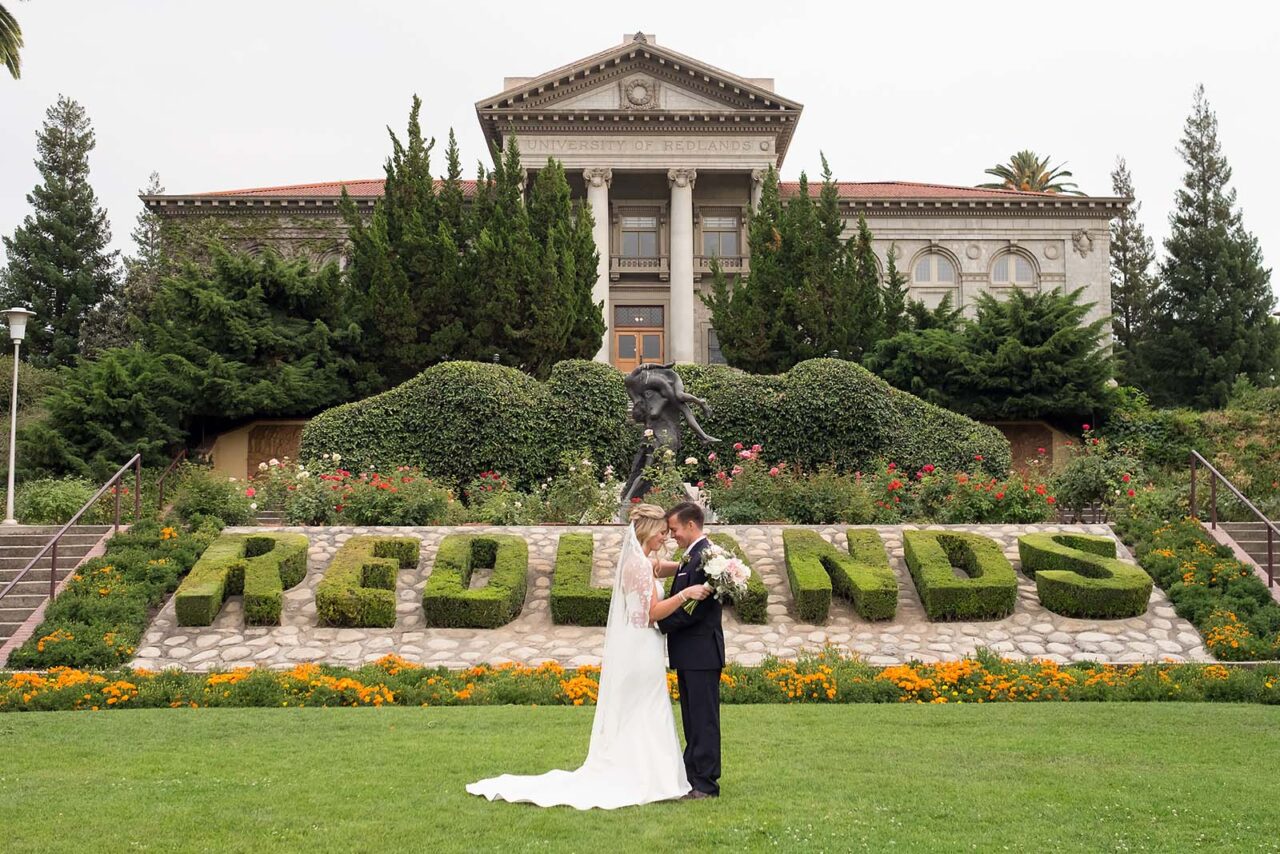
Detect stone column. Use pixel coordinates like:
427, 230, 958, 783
668, 168, 697, 363
750, 168, 765, 211
584, 168, 612, 363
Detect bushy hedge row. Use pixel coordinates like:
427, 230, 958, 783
781, 529, 897, 624
316, 536, 419, 628
301, 360, 632, 487
549, 533, 611, 626
422, 534, 529, 628
300, 358, 1010, 487
6, 520, 219, 669
173, 533, 308, 626
1018, 534, 1152, 619
903, 530, 1017, 621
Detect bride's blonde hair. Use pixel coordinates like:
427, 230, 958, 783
628, 502, 668, 544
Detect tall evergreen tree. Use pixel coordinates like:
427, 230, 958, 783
703, 158, 881, 371
1, 95, 119, 367
1108, 157, 1156, 385
1144, 85, 1278, 408
143, 247, 361, 430
846, 214, 885, 358
80, 171, 169, 356
882, 246, 909, 337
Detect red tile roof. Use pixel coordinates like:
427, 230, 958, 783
777, 180, 1061, 200
192, 177, 1065, 201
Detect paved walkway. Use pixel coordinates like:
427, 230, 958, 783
129, 524, 1213, 671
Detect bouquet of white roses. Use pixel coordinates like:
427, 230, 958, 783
681, 544, 750, 613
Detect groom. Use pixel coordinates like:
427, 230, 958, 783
657, 501, 724, 799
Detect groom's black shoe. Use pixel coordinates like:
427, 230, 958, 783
681, 789, 716, 800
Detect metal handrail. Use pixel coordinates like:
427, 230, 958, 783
156, 448, 188, 508
1190, 450, 1278, 587
0, 453, 142, 603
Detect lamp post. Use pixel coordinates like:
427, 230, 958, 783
3, 307, 35, 526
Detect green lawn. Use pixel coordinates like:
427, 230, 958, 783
2, 704, 1278, 852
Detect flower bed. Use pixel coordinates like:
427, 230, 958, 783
4, 650, 1278, 711
1113, 514, 1280, 660
903, 530, 1018, 621
173, 532, 308, 626
5, 520, 220, 670
1017, 533, 1153, 619
315, 536, 420, 628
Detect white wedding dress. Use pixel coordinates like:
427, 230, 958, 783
465, 525, 691, 809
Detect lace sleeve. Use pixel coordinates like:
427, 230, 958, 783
620, 535, 656, 629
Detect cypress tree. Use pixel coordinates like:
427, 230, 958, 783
1108, 157, 1156, 386
882, 246, 909, 337
846, 214, 885, 358
1, 95, 119, 367
1144, 85, 1277, 408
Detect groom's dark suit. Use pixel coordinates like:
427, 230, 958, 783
657, 535, 724, 796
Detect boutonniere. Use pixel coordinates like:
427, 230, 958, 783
678, 552, 692, 566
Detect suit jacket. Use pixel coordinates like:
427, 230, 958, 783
657, 536, 725, 670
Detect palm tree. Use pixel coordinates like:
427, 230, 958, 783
0, 2, 22, 79
980, 150, 1083, 194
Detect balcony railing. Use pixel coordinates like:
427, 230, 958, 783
695, 254, 749, 275
610, 255, 669, 281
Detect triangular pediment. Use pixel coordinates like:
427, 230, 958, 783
476, 34, 801, 115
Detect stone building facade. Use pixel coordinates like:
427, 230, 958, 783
143, 33, 1126, 371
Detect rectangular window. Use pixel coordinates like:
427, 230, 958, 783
701, 214, 739, 258
621, 215, 658, 258
614, 305, 664, 328
707, 329, 727, 365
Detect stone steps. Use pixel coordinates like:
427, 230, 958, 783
0, 525, 112, 645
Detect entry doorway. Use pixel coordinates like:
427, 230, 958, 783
612, 305, 665, 372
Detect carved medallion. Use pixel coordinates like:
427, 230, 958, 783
965, 244, 981, 260
622, 75, 656, 108
1071, 230, 1094, 258
1044, 243, 1060, 260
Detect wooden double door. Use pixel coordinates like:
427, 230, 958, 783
613, 328, 664, 373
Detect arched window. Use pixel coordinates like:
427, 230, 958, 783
912, 252, 956, 286
991, 252, 1037, 287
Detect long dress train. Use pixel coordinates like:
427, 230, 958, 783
465, 526, 690, 809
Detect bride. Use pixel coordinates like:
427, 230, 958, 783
465, 503, 711, 809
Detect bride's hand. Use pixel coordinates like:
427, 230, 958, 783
683, 584, 711, 601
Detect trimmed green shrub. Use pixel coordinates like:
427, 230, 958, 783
781, 530, 835, 623
301, 360, 631, 488
423, 533, 529, 628
549, 533, 611, 626
1017, 533, 1153, 619
316, 536, 420, 627
174, 533, 308, 626
300, 358, 1010, 487
781, 528, 896, 623
903, 530, 1017, 621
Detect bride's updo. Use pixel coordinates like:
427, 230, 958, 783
628, 502, 667, 545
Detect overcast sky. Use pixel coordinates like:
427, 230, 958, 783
2, 1, 1277, 298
